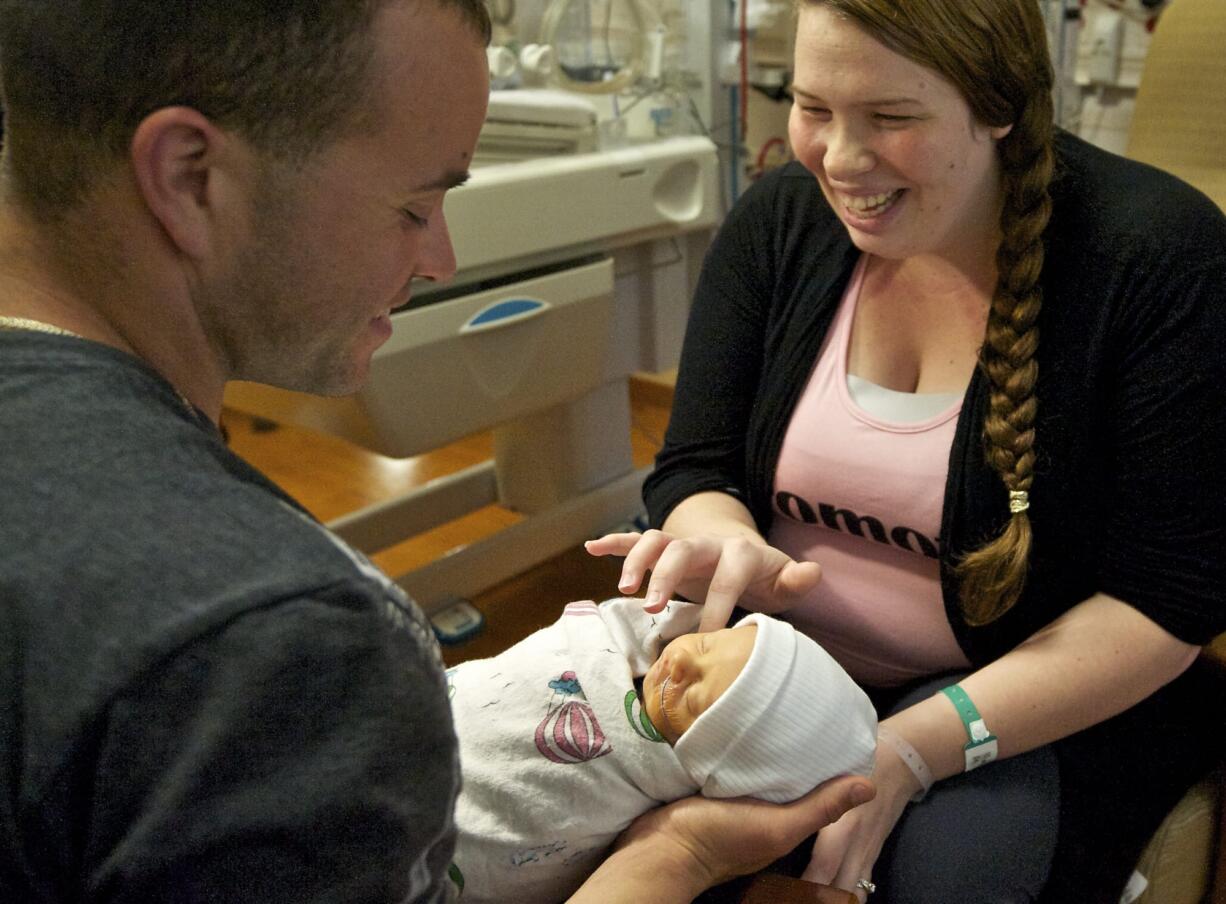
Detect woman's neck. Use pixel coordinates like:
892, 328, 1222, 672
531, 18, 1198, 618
867, 250, 998, 309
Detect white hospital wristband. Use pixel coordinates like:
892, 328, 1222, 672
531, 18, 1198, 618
878, 725, 934, 802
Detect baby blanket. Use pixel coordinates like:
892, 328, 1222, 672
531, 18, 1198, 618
447, 597, 702, 903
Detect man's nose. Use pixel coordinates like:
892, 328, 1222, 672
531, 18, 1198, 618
414, 208, 458, 283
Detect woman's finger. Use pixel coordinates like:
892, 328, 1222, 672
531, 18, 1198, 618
583, 532, 642, 558
851, 874, 876, 903
617, 529, 685, 599
696, 537, 763, 631
641, 536, 712, 610
801, 811, 851, 885
836, 861, 877, 904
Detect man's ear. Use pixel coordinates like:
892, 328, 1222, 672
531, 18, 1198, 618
129, 106, 235, 260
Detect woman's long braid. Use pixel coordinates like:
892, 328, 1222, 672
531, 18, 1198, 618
956, 96, 1055, 625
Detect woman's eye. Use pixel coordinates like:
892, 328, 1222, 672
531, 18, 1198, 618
874, 113, 914, 124
796, 103, 830, 119
400, 208, 429, 227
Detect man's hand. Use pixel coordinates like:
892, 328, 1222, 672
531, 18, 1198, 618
630, 774, 875, 886
567, 775, 875, 903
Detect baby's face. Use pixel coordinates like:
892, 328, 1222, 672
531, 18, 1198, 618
642, 624, 757, 745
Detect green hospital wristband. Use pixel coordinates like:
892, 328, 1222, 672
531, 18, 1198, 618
941, 684, 998, 772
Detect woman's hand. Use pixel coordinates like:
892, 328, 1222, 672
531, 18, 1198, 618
585, 529, 822, 632
802, 733, 918, 900
567, 775, 876, 903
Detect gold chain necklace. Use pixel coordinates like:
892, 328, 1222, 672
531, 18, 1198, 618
0, 314, 81, 338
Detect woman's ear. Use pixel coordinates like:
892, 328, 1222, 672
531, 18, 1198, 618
129, 106, 233, 260
990, 122, 1015, 140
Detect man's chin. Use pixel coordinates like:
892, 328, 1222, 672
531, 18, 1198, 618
237, 355, 371, 399
300, 365, 370, 399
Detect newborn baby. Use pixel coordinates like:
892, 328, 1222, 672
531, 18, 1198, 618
446, 598, 877, 903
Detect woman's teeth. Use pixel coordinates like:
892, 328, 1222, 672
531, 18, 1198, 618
844, 189, 903, 217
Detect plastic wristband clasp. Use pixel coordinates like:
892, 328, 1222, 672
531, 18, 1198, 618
940, 684, 998, 772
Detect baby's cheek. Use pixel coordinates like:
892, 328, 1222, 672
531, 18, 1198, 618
678, 689, 702, 734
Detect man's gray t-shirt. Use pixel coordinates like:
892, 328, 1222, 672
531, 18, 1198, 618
0, 332, 460, 903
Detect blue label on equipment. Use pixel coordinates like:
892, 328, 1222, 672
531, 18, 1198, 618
466, 298, 544, 328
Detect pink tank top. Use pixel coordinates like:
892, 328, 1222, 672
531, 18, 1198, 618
768, 255, 972, 687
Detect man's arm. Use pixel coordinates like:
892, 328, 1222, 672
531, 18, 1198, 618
85, 593, 458, 903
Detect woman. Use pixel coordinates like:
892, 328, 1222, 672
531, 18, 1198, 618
586, 1, 1226, 901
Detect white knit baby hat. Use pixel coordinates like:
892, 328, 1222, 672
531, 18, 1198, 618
672, 613, 878, 803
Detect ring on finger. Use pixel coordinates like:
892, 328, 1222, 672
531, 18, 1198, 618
856, 878, 877, 895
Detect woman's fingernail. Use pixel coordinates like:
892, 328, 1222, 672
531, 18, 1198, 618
618, 574, 635, 591
646, 589, 661, 606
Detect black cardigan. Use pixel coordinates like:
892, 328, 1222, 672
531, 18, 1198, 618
643, 131, 1226, 901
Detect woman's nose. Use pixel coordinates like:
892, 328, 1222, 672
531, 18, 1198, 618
823, 122, 875, 180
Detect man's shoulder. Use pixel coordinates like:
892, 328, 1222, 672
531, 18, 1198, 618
1, 335, 427, 682
3, 335, 336, 558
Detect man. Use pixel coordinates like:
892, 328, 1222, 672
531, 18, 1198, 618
0, 2, 871, 901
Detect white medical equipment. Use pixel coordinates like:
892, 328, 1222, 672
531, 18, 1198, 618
539, 0, 653, 93
476, 89, 599, 162
227, 103, 719, 613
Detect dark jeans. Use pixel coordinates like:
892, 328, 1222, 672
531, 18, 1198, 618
868, 673, 1060, 904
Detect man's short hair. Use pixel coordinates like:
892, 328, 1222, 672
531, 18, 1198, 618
0, 0, 491, 218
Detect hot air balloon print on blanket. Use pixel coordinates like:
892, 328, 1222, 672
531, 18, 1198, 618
535, 671, 612, 764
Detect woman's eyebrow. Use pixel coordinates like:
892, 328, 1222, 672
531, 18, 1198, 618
792, 87, 923, 107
